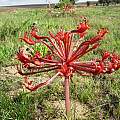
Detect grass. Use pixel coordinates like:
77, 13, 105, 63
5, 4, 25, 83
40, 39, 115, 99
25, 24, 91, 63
0, 6, 120, 119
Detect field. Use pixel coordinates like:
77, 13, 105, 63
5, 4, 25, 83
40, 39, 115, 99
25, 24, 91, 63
0, 6, 120, 120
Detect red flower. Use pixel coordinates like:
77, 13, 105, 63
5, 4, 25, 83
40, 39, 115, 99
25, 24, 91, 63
17, 17, 120, 116
20, 32, 35, 45
17, 19, 120, 90
71, 17, 90, 38
17, 47, 31, 68
102, 51, 110, 61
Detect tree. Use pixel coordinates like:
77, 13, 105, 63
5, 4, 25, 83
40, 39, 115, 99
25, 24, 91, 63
60, 0, 75, 4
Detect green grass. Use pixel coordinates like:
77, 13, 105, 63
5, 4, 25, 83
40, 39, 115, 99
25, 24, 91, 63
0, 6, 120, 119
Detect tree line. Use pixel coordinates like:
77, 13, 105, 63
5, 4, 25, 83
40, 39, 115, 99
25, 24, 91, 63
98, 0, 120, 6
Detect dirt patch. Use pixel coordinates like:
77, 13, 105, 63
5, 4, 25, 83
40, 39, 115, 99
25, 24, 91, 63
0, 65, 52, 93
0, 66, 22, 96
0, 7, 16, 13
36, 100, 89, 120
52, 100, 88, 119
0, 65, 20, 76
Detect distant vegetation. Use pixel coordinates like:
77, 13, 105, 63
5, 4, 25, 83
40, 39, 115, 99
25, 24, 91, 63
98, 0, 120, 6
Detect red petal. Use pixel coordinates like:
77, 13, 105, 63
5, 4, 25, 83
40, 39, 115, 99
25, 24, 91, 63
102, 51, 110, 61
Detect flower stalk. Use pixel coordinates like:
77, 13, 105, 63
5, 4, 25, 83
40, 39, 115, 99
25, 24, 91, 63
64, 76, 71, 118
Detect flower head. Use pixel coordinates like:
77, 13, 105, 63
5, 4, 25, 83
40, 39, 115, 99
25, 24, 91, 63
17, 18, 120, 91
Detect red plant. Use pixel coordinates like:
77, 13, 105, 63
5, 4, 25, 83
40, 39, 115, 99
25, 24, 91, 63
63, 4, 75, 13
17, 18, 120, 117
